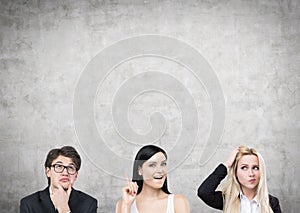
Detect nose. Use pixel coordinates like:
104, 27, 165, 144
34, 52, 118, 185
249, 168, 254, 177
62, 167, 69, 175
156, 165, 163, 173
156, 165, 167, 173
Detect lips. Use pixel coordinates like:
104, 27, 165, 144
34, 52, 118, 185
60, 178, 70, 182
249, 179, 256, 183
153, 175, 164, 180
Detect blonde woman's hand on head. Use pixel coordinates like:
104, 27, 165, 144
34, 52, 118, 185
224, 148, 239, 168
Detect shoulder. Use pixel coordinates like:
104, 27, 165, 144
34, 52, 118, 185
20, 191, 39, 204
174, 194, 188, 202
115, 199, 133, 213
115, 199, 123, 212
173, 194, 189, 212
21, 188, 47, 203
20, 188, 49, 211
116, 199, 123, 207
72, 188, 97, 204
268, 194, 281, 213
268, 194, 279, 204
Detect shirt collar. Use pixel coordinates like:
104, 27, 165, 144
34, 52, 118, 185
239, 191, 259, 204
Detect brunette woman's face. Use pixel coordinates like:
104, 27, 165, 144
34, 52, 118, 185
139, 152, 167, 190
236, 154, 260, 194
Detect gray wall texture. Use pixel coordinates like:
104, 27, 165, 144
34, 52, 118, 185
0, 0, 299, 212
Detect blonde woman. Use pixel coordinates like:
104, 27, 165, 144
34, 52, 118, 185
197, 146, 281, 213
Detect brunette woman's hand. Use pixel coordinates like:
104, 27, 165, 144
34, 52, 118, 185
116, 176, 139, 213
122, 177, 138, 205
224, 148, 239, 168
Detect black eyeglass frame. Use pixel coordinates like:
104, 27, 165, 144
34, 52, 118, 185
50, 164, 77, 175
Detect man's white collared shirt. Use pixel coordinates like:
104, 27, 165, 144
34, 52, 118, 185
240, 192, 259, 213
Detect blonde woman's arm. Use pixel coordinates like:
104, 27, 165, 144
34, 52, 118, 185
197, 164, 227, 210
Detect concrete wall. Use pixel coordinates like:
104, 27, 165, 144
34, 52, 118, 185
0, 0, 299, 212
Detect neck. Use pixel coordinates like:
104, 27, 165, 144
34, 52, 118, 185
241, 188, 257, 200
138, 185, 166, 200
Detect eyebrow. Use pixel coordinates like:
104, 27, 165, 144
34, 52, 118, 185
240, 163, 258, 166
53, 161, 75, 166
147, 159, 167, 163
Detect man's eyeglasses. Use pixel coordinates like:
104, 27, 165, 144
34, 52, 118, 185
51, 164, 77, 175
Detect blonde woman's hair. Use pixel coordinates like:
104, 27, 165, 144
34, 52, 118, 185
222, 146, 274, 213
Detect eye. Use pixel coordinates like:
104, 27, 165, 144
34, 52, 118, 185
241, 166, 247, 171
55, 164, 63, 169
149, 163, 156, 168
68, 165, 76, 172
253, 166, 259, 170
161, 162, 167, 167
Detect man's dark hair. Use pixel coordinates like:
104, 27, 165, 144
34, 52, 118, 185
44, 146, 81, 185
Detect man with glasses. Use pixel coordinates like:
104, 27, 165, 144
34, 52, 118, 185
20, 146, 98, 213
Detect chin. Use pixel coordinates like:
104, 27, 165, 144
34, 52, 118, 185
61, 183, 70, 190
62, 186, 70, 191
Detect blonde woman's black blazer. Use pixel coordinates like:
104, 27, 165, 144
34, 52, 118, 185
197, 164, 282, 213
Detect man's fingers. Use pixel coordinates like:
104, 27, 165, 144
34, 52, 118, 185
67, 183, 72, 196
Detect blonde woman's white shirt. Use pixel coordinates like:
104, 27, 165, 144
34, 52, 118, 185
130, 194, 174, 213
240, 192, 259, 213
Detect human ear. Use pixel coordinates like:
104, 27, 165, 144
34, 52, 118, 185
45, 167, 50, 177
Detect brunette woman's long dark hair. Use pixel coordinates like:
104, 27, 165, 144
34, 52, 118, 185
132, 145, 171, 195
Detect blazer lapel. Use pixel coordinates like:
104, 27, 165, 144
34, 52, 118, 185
39, 187, 56, 213
68, 188, 78, 211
